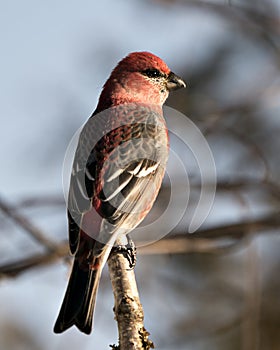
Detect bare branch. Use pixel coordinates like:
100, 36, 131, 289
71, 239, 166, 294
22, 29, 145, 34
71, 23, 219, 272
0, 242, 68, 278
16, 195, 65, 208
108, 237, 154, 350
1, 212, 279, 278
187, 213, 280, 240
0, 196, 58, 252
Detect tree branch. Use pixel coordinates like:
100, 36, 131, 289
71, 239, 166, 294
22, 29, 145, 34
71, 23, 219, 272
0, 242, 68, 278
0, 213, 279, 278
0, 196, 58, 252
108, 238, 154, 350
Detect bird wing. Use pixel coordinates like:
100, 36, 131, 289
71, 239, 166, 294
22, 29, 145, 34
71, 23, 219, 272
67, 104, 168, 255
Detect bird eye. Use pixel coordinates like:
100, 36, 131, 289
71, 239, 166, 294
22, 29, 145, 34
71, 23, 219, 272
142, 69, 163, 78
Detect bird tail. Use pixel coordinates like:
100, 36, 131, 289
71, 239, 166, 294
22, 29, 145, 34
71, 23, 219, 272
53, 258, 101, 334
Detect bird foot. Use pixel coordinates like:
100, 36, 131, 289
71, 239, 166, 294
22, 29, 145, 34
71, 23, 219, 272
111, 235, 137, 270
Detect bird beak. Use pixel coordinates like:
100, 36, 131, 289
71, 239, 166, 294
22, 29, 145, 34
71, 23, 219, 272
166, 72, 186, 91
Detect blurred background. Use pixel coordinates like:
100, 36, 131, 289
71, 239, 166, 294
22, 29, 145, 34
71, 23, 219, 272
0, 0, 280, 349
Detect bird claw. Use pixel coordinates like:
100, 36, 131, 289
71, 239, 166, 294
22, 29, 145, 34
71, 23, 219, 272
112, 235, 137, 270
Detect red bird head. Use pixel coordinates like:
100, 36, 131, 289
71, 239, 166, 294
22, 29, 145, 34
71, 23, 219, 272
96, 51, 186, 112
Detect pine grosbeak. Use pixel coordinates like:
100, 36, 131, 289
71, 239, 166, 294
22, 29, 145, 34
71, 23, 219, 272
54, 51, 186, 334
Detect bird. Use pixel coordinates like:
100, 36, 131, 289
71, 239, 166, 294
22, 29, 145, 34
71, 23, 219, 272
54, 51, 186, 334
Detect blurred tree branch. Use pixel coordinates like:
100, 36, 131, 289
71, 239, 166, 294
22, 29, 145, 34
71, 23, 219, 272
0, 196, 58, 252
161, 0, 280, 55
0, 191, 279, 278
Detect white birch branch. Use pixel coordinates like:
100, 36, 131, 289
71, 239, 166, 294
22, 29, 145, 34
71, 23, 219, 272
108, 237, 154, 350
